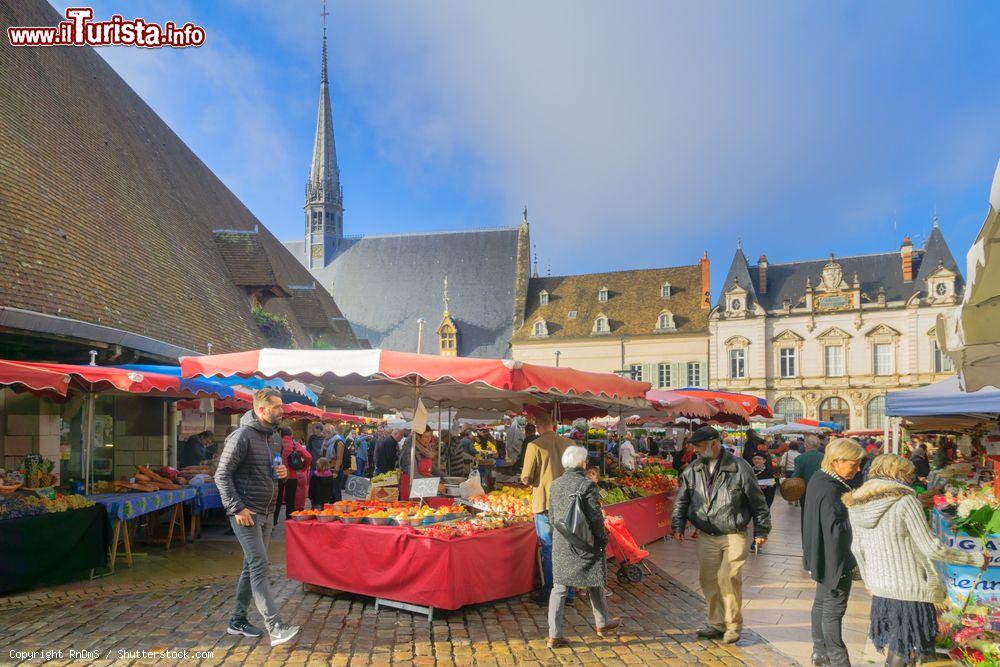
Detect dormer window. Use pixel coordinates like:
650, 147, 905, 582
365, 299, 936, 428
598, 287, 609, 303
593, 316, 609, 334
655, 311, 675, 331
531, 319, 548, 337
539, 289, 549, 306
661, 281, 671, 299
567, 310, 577, 319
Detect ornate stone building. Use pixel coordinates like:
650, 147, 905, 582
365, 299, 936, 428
709, 223, 963, 431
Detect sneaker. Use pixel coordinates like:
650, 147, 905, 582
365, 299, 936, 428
695, 626, 725, 639
268, 623, 300, 647
722, 629, 741, 644
227, 619, 263, 638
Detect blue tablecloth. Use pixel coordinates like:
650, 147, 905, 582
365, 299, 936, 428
195, 482, 224, 512
87, 488, 198, 522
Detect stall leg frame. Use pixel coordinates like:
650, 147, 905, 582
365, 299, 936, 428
375, 597, 434, 622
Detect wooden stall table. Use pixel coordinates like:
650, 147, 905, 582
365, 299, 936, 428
87, 487, 197, 571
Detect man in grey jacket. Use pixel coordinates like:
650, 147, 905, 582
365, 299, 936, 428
215, 388, 299, 646
671, 426, 772, 644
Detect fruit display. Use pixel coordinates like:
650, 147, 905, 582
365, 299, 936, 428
22, 493, 95, 513
469, 486, 532, 516
0, 496, 47, 521
615, 465, 679, 495
371, 471, 400, 485
415, 512, 531, 539
20, 456, 57, 489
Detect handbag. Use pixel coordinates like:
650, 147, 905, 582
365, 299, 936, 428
553, 486, 599, 555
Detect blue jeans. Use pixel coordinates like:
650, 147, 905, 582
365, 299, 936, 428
355, 459, 367, 478
533, 512, 573, 600
534, 512, 553, 593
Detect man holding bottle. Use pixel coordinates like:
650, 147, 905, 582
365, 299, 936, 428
215, 388, 300, 646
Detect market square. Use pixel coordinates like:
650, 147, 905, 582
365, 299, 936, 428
1, 1, 999, 665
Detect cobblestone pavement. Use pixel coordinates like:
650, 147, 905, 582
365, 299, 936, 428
0, 561, 797, 666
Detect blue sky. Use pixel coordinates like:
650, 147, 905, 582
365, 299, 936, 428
81, 1, 1000, 296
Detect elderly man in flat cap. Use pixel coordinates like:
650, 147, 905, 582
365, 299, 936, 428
671, 426, 772, 644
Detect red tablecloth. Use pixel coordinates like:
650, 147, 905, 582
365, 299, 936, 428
286, 520, 538, 610
603, 492, 675, 546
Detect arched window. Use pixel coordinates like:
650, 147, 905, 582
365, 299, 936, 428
594, 316, 608, 333
656, 312, 674, 330
532, 320, 547, 337
539, 290, 549, 306
774, 397, 803, 423
819, 397, 850, 431
866, 396, 886, 430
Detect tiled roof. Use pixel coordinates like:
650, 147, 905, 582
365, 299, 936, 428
212, 230, 279, 287
0, 0, 356, 354
512, 265, 708, 341
284, 227, 525, 357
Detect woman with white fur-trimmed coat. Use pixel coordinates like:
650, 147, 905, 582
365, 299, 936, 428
843, 454, 986, 667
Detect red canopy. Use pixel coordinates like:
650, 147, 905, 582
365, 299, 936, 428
645, 390, 719, 420
0, 360, 190, 399
181, 348, 650, 414
322, 411, 366, 424
673, 388, 772, 418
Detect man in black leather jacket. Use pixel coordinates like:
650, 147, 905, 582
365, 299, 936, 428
671, 426, 772, 644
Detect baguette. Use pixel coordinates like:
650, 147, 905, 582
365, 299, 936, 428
135, 465, 172, 485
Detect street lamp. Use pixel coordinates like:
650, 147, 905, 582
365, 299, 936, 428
416, 318, 425, 354
554, 351, 561, 367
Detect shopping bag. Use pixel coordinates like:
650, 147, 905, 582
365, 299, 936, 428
553, 491, 599, 555
458, 470, 485, 499
604, 514, 649, 563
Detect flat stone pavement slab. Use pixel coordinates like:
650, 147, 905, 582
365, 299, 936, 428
0, 560, 798, 666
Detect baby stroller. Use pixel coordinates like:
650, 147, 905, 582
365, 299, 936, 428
604, 514, 651, 584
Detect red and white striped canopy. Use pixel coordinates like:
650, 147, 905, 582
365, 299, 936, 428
180, 348, 650, 413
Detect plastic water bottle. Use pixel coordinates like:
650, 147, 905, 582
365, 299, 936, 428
272, 453, 282, 480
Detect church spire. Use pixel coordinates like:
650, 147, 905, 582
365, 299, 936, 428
305, 0, 344, 269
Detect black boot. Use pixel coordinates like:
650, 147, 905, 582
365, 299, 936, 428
811, 652, 830, 666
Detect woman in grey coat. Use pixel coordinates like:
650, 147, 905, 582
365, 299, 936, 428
546, 445, 621, 647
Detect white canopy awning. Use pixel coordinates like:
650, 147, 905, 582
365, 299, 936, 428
937, 158, 1000, 392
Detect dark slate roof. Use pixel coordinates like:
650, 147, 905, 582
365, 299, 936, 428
0, 0, 358, 354
283, 228, 522, 358
716, 248, 760, 310
915, 225, 965, 288
513, 266, 708, 341
717, 226, 964, 312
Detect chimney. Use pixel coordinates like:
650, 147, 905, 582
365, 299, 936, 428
699, 251, 711, 309
900, 236, 914, 282
758, 254, 768, 294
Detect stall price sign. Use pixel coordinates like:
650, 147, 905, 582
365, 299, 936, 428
344, 475, 372, 500
409, 476, 441, 499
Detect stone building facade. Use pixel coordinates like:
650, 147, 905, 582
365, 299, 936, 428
709, 223, 963, 431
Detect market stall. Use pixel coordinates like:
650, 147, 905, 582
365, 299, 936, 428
87, 487, 198, 571
182, 348, 651, 615
884, 379, 1000, 664
0, 497, 109, 595
286, 518, 537, 618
